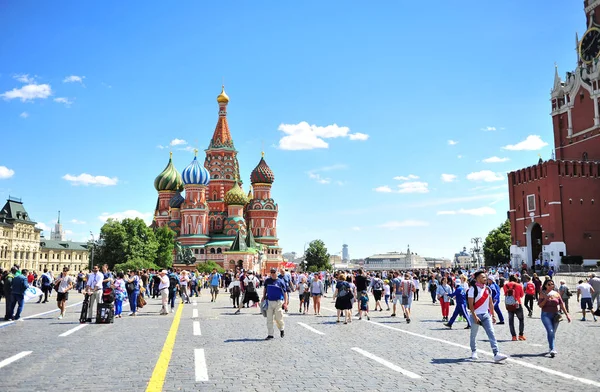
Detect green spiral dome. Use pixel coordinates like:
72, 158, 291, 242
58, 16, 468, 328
224, 181, 248, 206
154, 156, 184, 192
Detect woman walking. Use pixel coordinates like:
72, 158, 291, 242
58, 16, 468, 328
523, 275, 536, 317
538, 279, 571, 358
125, 270, 141, 316
310, 274, 324, 315
334, 273, 353, 324
436, 277, 452, 322
298, 276, 310, 313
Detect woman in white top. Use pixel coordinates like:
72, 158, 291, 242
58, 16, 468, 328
179, 271, 190, 304
412, 276, 420, 301
310, 274, 324, 315
297, 276, 310, 313
158, 270, 170, 315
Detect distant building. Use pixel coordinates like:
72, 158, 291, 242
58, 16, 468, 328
425, 257, 453, 269
283, 252, 297, 261
50, 211, 65, 241
454, 247, 471, 267
364, 245, 428, 270
0, 197, 41, 271
342, 244, 349, 262
329, 254, 342, 267
38, 238, 90, 273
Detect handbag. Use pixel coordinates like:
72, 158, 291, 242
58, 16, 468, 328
450, 298, 455, 306
553, 313, 563, 323
137, 293, 146, 308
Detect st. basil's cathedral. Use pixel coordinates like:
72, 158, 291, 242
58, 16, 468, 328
151, 87, 283, 273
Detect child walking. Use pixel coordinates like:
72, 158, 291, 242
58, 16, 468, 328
359, 290, 370, 320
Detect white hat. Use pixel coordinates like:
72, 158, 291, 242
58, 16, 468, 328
487, 275, 496, 282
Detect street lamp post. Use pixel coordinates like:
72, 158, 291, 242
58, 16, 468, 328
89, 231, 95, 271
471, 237, 482, 269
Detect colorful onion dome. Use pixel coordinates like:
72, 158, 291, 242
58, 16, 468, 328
182, 150, 210, 185
154, 152, 184, 192
250, 153, 274, 184
224, 181, 248, 206
217, 85, 229, 104
169, 192, 184, 208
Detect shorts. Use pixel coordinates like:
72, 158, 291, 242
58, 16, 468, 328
57, 292, 69, 302
210, 285, 219, 294
373, 290, 382, 301
402, 295, 412, 308
360, 305, 368, 311
581, 298, 593, 310
243, 291, 260, 304
393, 296, 402, 305
311, 292, 322, 297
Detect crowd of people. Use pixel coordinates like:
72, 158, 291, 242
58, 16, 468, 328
2, 262, 600, 360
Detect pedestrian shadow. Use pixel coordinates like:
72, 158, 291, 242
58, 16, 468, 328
482, 339, 512, 343
431, 358, 470, 364
223, 338, 265, 343
509, 353, 548, 358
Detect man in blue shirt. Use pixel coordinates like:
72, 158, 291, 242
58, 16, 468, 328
488, 276, 505, 324
9, 268, 30, 321
209, 268, 222, 302
262, 268, 288, 340
444, 279, 471, 329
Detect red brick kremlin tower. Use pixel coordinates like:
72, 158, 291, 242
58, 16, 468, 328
152, 87, 283, 272
508, 0, 600, 268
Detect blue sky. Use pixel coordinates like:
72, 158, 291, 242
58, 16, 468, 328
0, 1, 585, 259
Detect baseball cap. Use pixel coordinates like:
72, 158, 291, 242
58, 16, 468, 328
270, 268, 277, 273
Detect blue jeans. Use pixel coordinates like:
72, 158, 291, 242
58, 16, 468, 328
115, 299, 123, 316
470, 312, 499, 355
540, 311, 559, 350
10, 293, 25, 320
493, 301, 505, 322
129, 290, 139, 313
169, 289, 177, 308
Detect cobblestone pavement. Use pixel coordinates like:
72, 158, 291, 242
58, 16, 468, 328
1, 290, 599, 391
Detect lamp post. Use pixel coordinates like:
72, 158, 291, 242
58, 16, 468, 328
471, 237, 482, 269
89, 231, 95, 272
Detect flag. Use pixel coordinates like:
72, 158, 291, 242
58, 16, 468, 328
24, 286, 43, 302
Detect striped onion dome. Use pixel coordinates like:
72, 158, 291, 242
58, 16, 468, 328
154, 153, 184, 192
250, 154, 274, 184
224, 181, 248, 206
182, 152, 210, 186
169, 192, 184, 208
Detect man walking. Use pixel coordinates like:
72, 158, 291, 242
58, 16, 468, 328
85, 265, 104, 322
588, 273, 600, 312
576, 279, 596, 321
467, 271, 507, 362
400, 273, 415, 323
354, 269, 368, 316
487, 276, 505, 325
37, 268, 52, 303
209, 268, 221, 302
262, 268, 287, 340
3, 267, 15, 320
9, 268, 30, 321
55, 267, 74, 320
158, 270, 170, 315
503, 274, 526, 341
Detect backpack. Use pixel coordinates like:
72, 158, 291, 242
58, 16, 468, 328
525, 282, 535, 295
374, 279, 383, 291
246, 279, 256, 293
169, 275, 179, 290
504, 284, 518, 311
430, 281, 438, 292
338, 282, 352, 298
232, 285, 241, 296
41, 274, 51, 287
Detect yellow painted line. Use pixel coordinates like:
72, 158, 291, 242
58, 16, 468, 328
146, 304, 184, 392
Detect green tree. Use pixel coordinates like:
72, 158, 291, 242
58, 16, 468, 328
304, 239, 331, 272
113, 258, 160, 274
96, 218, 159, 270
483, 219, 511, 266
154, 226, 176, 269
196, 260, 225, 274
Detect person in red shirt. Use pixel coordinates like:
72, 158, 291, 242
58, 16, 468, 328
503, 274, 526, 341
27, 272, 35, 285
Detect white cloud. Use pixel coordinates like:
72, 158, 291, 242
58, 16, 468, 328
483, 156, 510, 163
19, 112, 28, 119
481, 126, 497, 131
379, 220, 429, 229
441, 174, 457, 183
457, 155, 463, 159
307, 164, 346, 185
0, 166, 15, 179
70, 219, 86, 224
351, 226, 361, 231
374, 185, 392, 193
348, 132, 369, 141
35, 222, 50, 232
98, 210, 153, 224
410, 193, 506, 208
393, 174, 419, 181
466, 170, 504, 182
62, 173, 118, 186
54, 97, 73, 106
397, 181, 429, 193
63, 75, 85, 84
1, 83, 52, 101
308, 172, 331, 184
437, 207, 496, 216
170, 138, 187, 146
14, 74, 35, 83
277, 122, 368, 150
503, 135, 548, 151
447, 140, 458, 145
64, 229, 74, 235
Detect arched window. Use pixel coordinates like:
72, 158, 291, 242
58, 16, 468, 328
210, 248, 215, 254
583, 152, 589, 162
200, 249, 205, 254
217, 248, 222, 254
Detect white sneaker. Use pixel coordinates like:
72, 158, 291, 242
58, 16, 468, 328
471, 352, 478, 360
494, 353, 508, 362
57, 314, 63, 320
170, 308, 174, 313
550, 350, 557, 358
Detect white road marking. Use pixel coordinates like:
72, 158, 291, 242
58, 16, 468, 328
297, 322, 325, 335
192, 309, 198, 318
192, 301, 197, 306
0, 351, 32, 370
194, 349, 209, 381
0, 301, 84, 329
193, 321, 201, 336
59, 324, 88, 337
367, 320, 600, 388
529, 343, 544, 347
351, 347, 421, 379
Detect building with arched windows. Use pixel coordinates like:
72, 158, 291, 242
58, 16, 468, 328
508, 1, 600, 268
152, 87, 283, 273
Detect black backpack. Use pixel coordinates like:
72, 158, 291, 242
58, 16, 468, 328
169, 275, 178, 289
246, 279, 256, 293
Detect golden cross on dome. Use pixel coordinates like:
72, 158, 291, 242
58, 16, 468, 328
169, 151, 173, 159
194, 148, 198, 157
